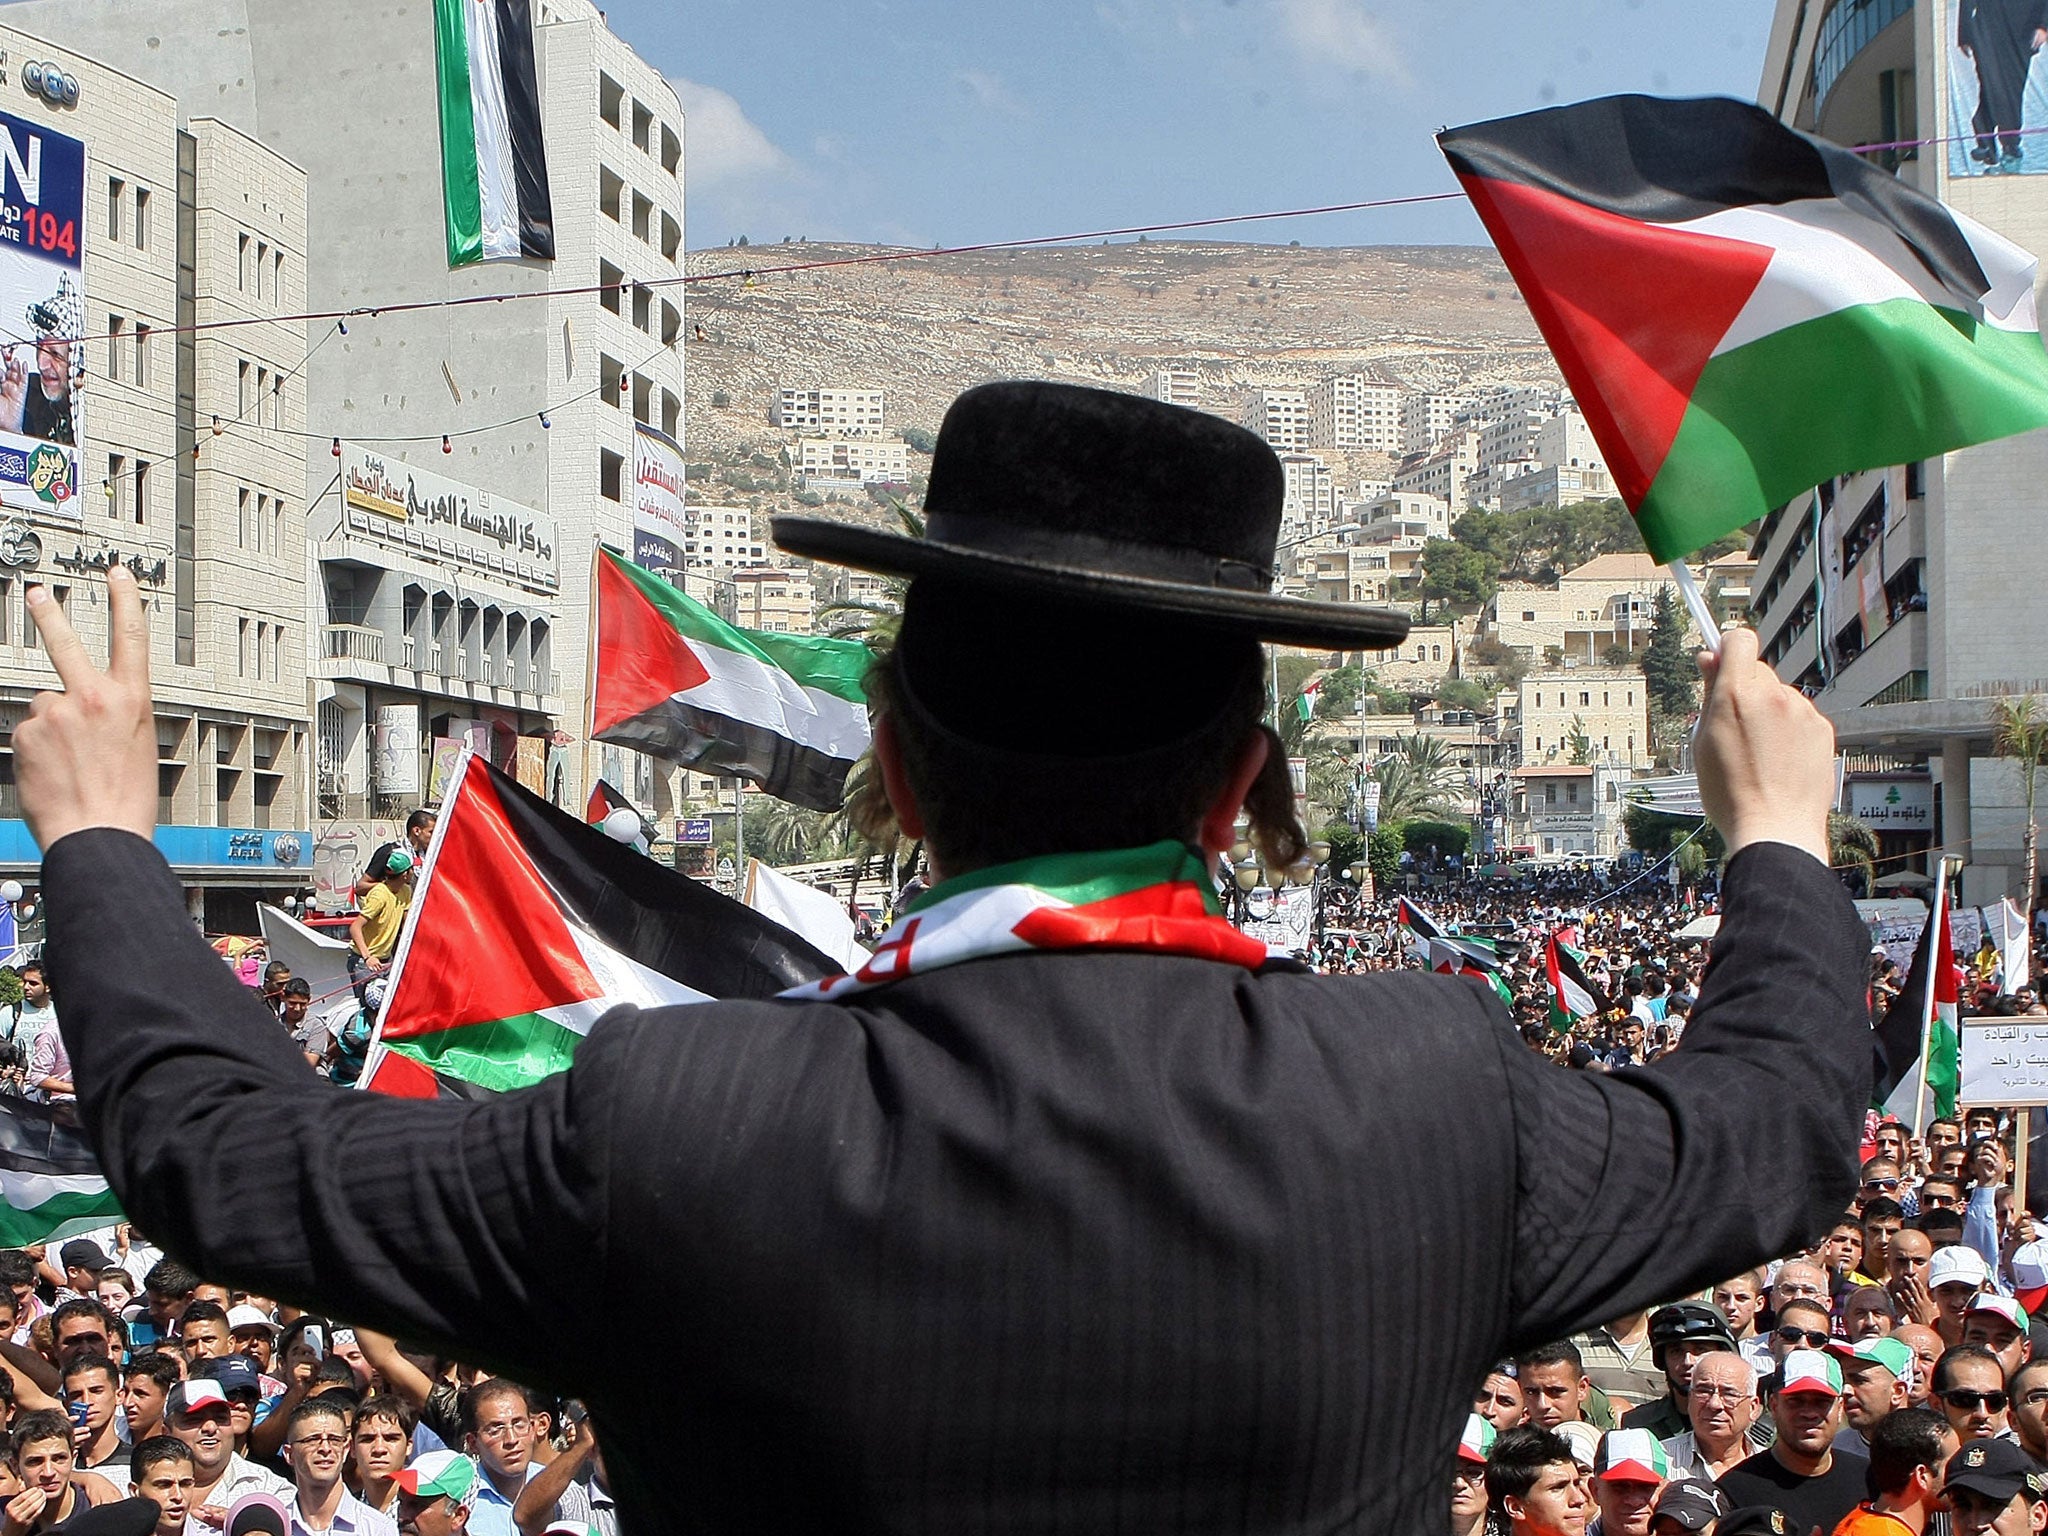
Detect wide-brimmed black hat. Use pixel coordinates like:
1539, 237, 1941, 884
772, 380, 1412, 650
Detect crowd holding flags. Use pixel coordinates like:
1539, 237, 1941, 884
1877, 866, 1964, 1129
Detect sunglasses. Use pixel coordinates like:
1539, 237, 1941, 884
1777, 1326, 1833, 1347
1861, 1177, 1901, 1192
1943, 1389, 2010, 1413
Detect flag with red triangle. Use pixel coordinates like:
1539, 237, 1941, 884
1438, 95, 2048, 562
361, 751, 839, 1098
592, 547, 872, 811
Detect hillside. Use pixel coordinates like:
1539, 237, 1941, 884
680, 240, 1560, 530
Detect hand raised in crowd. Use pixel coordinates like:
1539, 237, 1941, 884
3, 1483, 47, 1536
13, 567, 156, 850
1691, 626, 1835, 866
1887, 1268, 1939, 1329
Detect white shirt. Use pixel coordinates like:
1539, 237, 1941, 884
199, 1453, 291, 1510
288, 1487, 398, 1536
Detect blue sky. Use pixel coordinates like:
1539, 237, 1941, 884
609, 0, 1779, 251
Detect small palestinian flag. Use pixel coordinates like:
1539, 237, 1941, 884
364, 751, 837, 1098
1439, 95, 2048, 561
593, 549, 872, 812
584, 777, 653, 852
1545, 933, 1610, 1032
433, 0, 555, 266
0, 1096, 121, 1246
1430, 934, 1514, 1008
1396, 895, 1444, 963
1876, 876, 1961, 1124
1297, 677, 1321, 724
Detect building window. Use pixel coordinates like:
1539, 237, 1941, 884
108, 315, 124, 382
238, 617, 249, 676
237, 232, 249, 290
109, 455, 125, 517
135, 324, 150, 388
256, 241, 268, 301
133, 462, 148, 525
600, 449, 623, 501
1545, 783, 1558, 805
238, 487, 249, 547
238, 360, 250, 416
133, 188, 148, 250
271, 374, 282, 429
108, 178, 125, 243
273, 250, 284, 304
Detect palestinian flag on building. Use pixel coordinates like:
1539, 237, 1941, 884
593, 549, 872, 812
363, 751, 838, 1098
1439, 95, 2048, 562
1545, 932, 1610, 1032
433, 0, 555, 266
1877, 880, 1962, 1124
0, 1097, 121, 1246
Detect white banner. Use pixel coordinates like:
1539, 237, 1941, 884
1963, 1020, 2048, 1108
372, 704, 421, 795
337, 443, 556, 593
632, 422, 689, 576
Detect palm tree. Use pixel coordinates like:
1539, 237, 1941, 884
1994, 694, 2048, 925
816, 500, 921, 650
1827, 812, 1879, 898
1370, 735, 1465, 825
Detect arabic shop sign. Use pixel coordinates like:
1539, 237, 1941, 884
49, 542, 165, 584
1847, 777, 1934, 830
337, 443, 557, 593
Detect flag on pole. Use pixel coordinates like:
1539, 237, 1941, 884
1297, 678, 1321, 724
0, 1097, 121, 1246
1396, 895, 1443, 962
1877, 883, 1962, 1123
584, 777, 653, 853
592, 548, 873, 812
433, 0, 555, 266
363, 752, 839, 1099
1428, 934, 1514, 1007
1545, 933, 1610, 1031
1438, 95, 2048, 561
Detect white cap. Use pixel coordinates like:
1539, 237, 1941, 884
1930, 1245, 1992, 1292
225, 1305, 274, 1334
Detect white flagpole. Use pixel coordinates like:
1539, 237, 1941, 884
1912, 857, 1953, 1139
1669, 561, 1723, 656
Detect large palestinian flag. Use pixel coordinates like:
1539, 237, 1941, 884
1545, 933, 1610, 1032
0, 1096, 121, 1246
1876, 878, 1962, 1125
433, 0, 555, 266
593, 549, 872, 812
364, 751, 838, 1098
1439, 95, 2048, 561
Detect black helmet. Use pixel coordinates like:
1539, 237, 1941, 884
1648, 1301, 1736, 1366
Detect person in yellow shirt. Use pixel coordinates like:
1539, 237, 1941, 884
347, 849, 414, 993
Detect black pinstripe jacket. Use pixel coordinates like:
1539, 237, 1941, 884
46, 833, 1870, 1534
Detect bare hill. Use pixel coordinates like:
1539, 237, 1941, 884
681, 240, 1559, 530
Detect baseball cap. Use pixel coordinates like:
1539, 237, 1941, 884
168, 1378, 231, 1418
382, 848, 415, 876
1594, 1428, 1669, 1484
1555, 1419, 1600, 1472
1651, 1479, 1730, 1533
220, 1493, 289, 1536
542, 1526, 603, 1536
1944, 1437, 2048, 1504
1968, 1292, 2031, 1332
1457, 1414, 1496, 1464
1931, 1245, 1992, 1291
57, 1241, 110, 1273
1775, 1348, 1843, 1396
193, 1355, 261, 1399
1717, 1509, 1799, 1536
395, 1450, 478, 1509
1829, 1335, 1914, 1381
2012, 1239, 2048, 1313
225, 1305, 275, 1335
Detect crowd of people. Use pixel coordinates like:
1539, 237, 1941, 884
0, 803, 2021, 1536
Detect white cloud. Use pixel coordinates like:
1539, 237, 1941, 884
957, 69, 1029, 118
668, 78, 791, 187
1268, 0, 1404, 82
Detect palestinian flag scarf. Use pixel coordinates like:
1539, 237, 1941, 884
780, 842, 1273, 1001
1440, 94, 2048, 561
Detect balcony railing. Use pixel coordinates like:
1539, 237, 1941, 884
322, 624, 383, 665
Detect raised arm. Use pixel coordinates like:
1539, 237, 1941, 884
1501, 628, 1870, 1348
19, 570, 610, 1387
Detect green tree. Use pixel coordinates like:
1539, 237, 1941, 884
1994, 694, 2048, 922
1566, 716, 1593, 765
901, 426, 938, 453
1402, 819, 1471, 860
1828, 812, 1879, 897
1318, 823, 1366, 879
1435, 677, 1490, 714
1367, 825, 1404, 886
1370, 735, 1466, 825
1419, 539, 1499, 618
1641, 586, 1698, 719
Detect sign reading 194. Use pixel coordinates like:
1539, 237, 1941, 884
0, 111, 83, 268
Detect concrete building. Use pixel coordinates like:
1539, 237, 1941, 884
1239, 387, 1311, 452
1146, 367, 1201, 409
1400, 392, 1470, 455
1752, 0, 2048, 899
774, 387, 885, 437
1485, 555, 1694, 666
797, 438, 911, 488
1516, 669, 1650, 769
1309, 376, 1404, 454
1358, 491, 1453, 548
0, 21, 319, 924
1278, 453, 1335, 536
1393, 430, 1480, 517
1508, 763, 1633, 859
681, 505, 768, 572
1284, 545, 1397, 606
731, 567, 814, 635
1496, 461, 1617, 515
14, 0, 689, 828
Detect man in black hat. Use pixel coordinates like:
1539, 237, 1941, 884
1942, 1436, 2048, 1535
15, 381, 1872, 1534
1623, 1302, 1739, 1439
